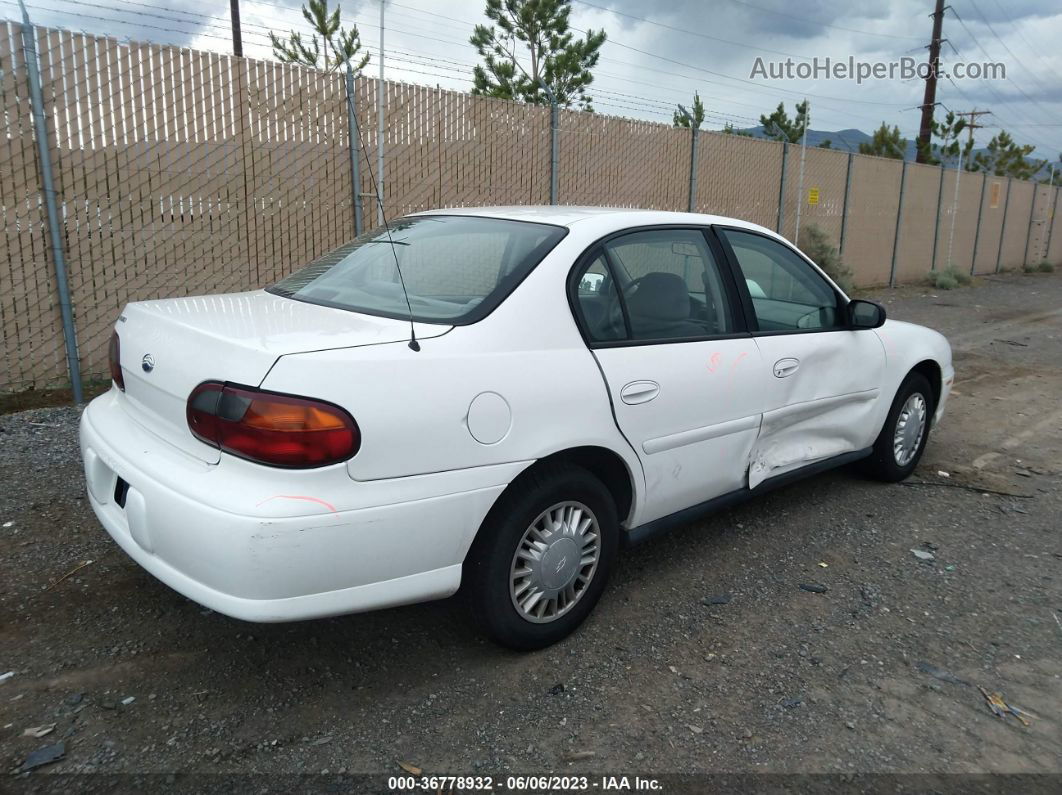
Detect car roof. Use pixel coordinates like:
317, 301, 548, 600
409, 205, 777, 237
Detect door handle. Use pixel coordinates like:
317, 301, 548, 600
773, 358, 800, 378
620, 380, 660, 405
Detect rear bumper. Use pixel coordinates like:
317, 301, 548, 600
80, 392, 520, 622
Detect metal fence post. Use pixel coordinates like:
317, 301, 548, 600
776, 142, 788, 234
930, 165, 945, 271
838, 152, 853, 259
888, 160, 907, 287
1022, 186, 1038, 267
995, 177, 1011, 273
687, 124, 699, 213
539, 81, 559, 205
970, 174, 987, 275
946, 155, 963, 269
1045, 186, 1060, 263
19, 2, 82, 403
793, 99, 809, 244
549, 100, 558, 205
344, 68, 363, 237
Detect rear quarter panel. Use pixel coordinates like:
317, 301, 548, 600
260, 228, 646, 518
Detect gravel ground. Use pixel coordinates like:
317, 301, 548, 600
1, 272, 1060, 787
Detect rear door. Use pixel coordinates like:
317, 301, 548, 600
571, 227, 766, 525
715, 227, 886, 487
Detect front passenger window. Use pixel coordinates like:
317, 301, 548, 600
720, 229, 839, 332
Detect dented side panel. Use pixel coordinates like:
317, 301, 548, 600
748, 330, 887, 487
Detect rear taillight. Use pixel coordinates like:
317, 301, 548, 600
108, 331, 125, 391
186, 382, 360, 468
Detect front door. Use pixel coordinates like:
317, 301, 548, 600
716, 228, 886, 488
571, 228, 766, 525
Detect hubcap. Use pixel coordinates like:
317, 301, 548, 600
893, 392, 927, 467
510, 501, 601, 624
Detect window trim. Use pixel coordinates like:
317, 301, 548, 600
712, 225, 848, 337
566, 224, 752, 349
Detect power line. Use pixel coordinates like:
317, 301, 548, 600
946, 7, 1054, 125
938, 22, 1059, 153
571, 0, 820, 62
0, 0, 978, 149
717, 0, 923, 42
986, 0, 1057, 82
966, 0, 1053, 96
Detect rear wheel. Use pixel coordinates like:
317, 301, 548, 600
861, 371, 933, 482
464, 463, 618, 650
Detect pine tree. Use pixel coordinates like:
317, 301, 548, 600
470, 0, 606, 110
915, 111, 967, 166
858, 123, 907, 159
759, 101, 808, 143
673, 93, 705, 128
270, 0, 369, 74
971, 131, 1044, 180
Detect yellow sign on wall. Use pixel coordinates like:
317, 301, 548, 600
808, 187, 820, 205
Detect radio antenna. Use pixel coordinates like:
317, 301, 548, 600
344, 68, 420, 352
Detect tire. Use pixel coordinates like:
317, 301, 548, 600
860, 371, 934, 482
463, 463, 619, 650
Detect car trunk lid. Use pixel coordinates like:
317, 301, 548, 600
114, 290, 449, 463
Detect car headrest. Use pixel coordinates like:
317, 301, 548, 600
626, 272, 690, 321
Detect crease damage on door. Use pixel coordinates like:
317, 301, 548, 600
746, 389, 880, 489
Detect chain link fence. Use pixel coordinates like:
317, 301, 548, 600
2, 21, 1061, 395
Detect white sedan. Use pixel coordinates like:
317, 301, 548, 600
80, 207, 953, 649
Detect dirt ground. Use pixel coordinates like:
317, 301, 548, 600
1, 271, 1060, 788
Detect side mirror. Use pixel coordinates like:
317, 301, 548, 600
848, 299, 886, 329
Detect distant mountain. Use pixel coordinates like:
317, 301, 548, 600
728, 125, 915, 159
726, 125, 1057, 179
727, 125, 1056, 179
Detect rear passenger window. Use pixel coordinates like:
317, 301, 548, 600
571, 230, 736, 344
605, 230, 734, 341
573, 254, 625, 341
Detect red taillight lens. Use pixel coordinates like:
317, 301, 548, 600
108, 331, 125, 391
186, 382, 360, 468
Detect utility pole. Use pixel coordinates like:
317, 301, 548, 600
376, 0, 386, 225
229, 0, 243, 57
946, 109, 989, 266
677, 104, 699, 213
794, 99, 809, 244
916, 0, 946, 164
955, 108, 989, 159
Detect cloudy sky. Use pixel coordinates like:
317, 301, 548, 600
5, 0, 1061, 159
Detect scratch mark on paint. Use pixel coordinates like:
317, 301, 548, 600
256, 494, 338, 513
706, 352, 722, 373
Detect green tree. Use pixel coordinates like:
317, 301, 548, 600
759, 100, 808, 143
270, 0, 369, 73
916, 111, 967, 166
722, 122, 753, 137
673, 92, 705, 128
818, 140, 833, 149
1042, 155, 1062, 186
858, 122, 907, 159
971, 131, 1044, 180
470, 0, 606, 110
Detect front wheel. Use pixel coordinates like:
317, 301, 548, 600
463, 463, 618, 650
860, 371, 933, 482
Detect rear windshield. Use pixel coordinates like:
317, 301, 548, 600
268, 215, 567, 324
